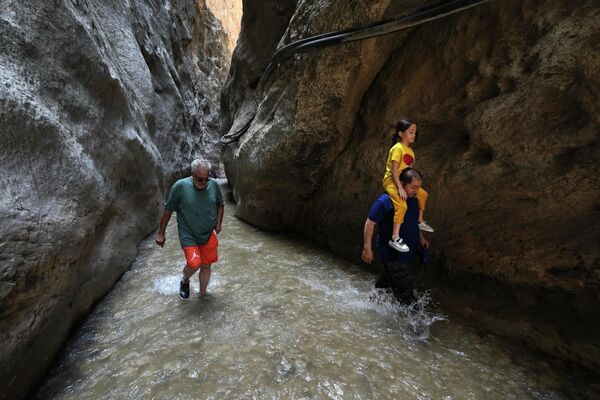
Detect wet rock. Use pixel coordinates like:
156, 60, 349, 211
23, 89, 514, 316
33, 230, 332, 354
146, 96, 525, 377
0, 0, 232, 398
221, 0, 600, 370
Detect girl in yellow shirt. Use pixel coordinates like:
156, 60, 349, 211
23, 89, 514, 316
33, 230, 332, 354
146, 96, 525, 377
383, 119, 434, 252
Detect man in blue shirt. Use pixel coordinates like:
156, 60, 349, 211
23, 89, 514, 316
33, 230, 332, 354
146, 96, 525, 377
362, 168, 429, 303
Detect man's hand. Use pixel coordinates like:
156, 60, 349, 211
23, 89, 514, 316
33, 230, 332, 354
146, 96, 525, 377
419, 236, 429, 250
156, 209, 172, 248
398, 187, 407, 200
362, 219, 376, 264
155, 232, 166, 247
215, 224, 222, 235
361, 247, 374, 264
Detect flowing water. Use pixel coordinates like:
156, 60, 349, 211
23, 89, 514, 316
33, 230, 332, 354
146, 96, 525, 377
35, 182, 597, 399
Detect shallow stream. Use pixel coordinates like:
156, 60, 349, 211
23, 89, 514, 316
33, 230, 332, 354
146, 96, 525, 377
35, 183, 596, 399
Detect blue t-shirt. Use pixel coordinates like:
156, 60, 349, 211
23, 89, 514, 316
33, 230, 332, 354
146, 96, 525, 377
367, 193, 421, 264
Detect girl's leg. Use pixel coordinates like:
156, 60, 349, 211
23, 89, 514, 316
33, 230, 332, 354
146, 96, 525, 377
416, 187, 428, 222
416, 187, 434, 232
392, 222, 401, 240
384, 185, 410, 251
385, 186, 407, 239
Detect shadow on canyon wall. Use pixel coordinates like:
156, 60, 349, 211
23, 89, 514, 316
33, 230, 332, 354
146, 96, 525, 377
220, 0, 600, 371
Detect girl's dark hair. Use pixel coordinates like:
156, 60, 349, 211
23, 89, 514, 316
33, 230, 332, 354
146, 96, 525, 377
390, 119, 418, 147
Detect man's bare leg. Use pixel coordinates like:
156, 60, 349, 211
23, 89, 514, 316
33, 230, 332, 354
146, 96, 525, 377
199, 264, 212, 297
182, 265, 199, 282
179, 265, 200, 299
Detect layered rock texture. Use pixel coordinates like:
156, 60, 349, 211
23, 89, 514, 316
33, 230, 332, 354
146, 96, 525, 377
221, 0, 600, 369
0, 1, 236, 398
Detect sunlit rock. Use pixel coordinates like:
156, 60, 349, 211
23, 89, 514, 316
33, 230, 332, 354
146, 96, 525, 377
206, 0, 243, 53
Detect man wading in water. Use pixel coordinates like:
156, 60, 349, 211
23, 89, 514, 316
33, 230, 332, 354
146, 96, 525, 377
155, 159, 224, 299
362, 168, 430, 303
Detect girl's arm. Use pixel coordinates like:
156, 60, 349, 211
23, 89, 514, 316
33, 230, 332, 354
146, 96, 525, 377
391, 160, 407, 200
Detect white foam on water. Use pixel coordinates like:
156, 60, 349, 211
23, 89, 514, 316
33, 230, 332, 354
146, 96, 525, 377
225, 240, 263, 252
153, 275, 181, 295
297, 276, 336, 294
397, 291, 446, 340
296, 275, 396, 317
337, 285, 394, 313
297, 273, 400, 315
366, 288, 405, 315
243, 269, 445, 341
337, 287, 446, 340
317, 380, 345, 400
209, 273, 226, 288
153, 273, 227, 296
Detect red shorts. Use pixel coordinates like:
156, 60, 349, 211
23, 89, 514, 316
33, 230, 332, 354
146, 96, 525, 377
182, 232, 218, 268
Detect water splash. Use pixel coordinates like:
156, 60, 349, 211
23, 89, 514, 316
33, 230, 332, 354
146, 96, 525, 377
398, 291, 446, 340
369, 288, 446, 339
152, 273, 227, 296
153, 275, 181, 296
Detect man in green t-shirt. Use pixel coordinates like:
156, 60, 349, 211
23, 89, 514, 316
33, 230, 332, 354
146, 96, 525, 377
155, 159, 224, 300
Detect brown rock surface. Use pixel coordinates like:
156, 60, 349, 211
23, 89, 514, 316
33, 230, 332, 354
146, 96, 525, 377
0, 0, 232, 398
221, 0, 600, 369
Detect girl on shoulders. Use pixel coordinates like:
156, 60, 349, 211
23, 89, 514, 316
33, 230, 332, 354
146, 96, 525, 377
382, 119, 434, 252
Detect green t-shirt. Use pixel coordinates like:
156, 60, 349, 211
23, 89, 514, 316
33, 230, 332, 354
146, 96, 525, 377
165, 177, 224, 247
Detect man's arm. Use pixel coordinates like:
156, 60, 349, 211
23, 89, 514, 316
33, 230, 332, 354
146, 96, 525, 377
419, 230, 429, 250
155, 209, 173, 247
215, 205, 224, 234
361, 218, 377, 264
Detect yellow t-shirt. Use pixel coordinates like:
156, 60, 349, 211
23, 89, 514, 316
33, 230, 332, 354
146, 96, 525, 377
383, 142, 415, 185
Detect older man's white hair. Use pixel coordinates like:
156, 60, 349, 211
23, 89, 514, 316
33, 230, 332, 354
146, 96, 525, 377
191, 159, 211, 173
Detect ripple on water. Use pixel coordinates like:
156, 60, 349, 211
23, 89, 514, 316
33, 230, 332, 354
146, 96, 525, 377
153, 273, 227, 297
34, 200, 600, 400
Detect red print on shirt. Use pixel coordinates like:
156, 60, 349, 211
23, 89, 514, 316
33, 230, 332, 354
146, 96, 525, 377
403, 154, 414, 166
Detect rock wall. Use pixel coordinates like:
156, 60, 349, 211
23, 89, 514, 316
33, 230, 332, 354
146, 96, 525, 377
221, 0, 600, 369
0, 0, 232, 398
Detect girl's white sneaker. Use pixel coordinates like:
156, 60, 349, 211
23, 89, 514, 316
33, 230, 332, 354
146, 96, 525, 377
418, 221, 435, 232
388, 237, 410, 252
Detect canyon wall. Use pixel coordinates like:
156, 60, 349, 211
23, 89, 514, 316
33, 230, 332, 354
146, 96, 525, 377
221, 0, 600, 369
0, 0, 234, 398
